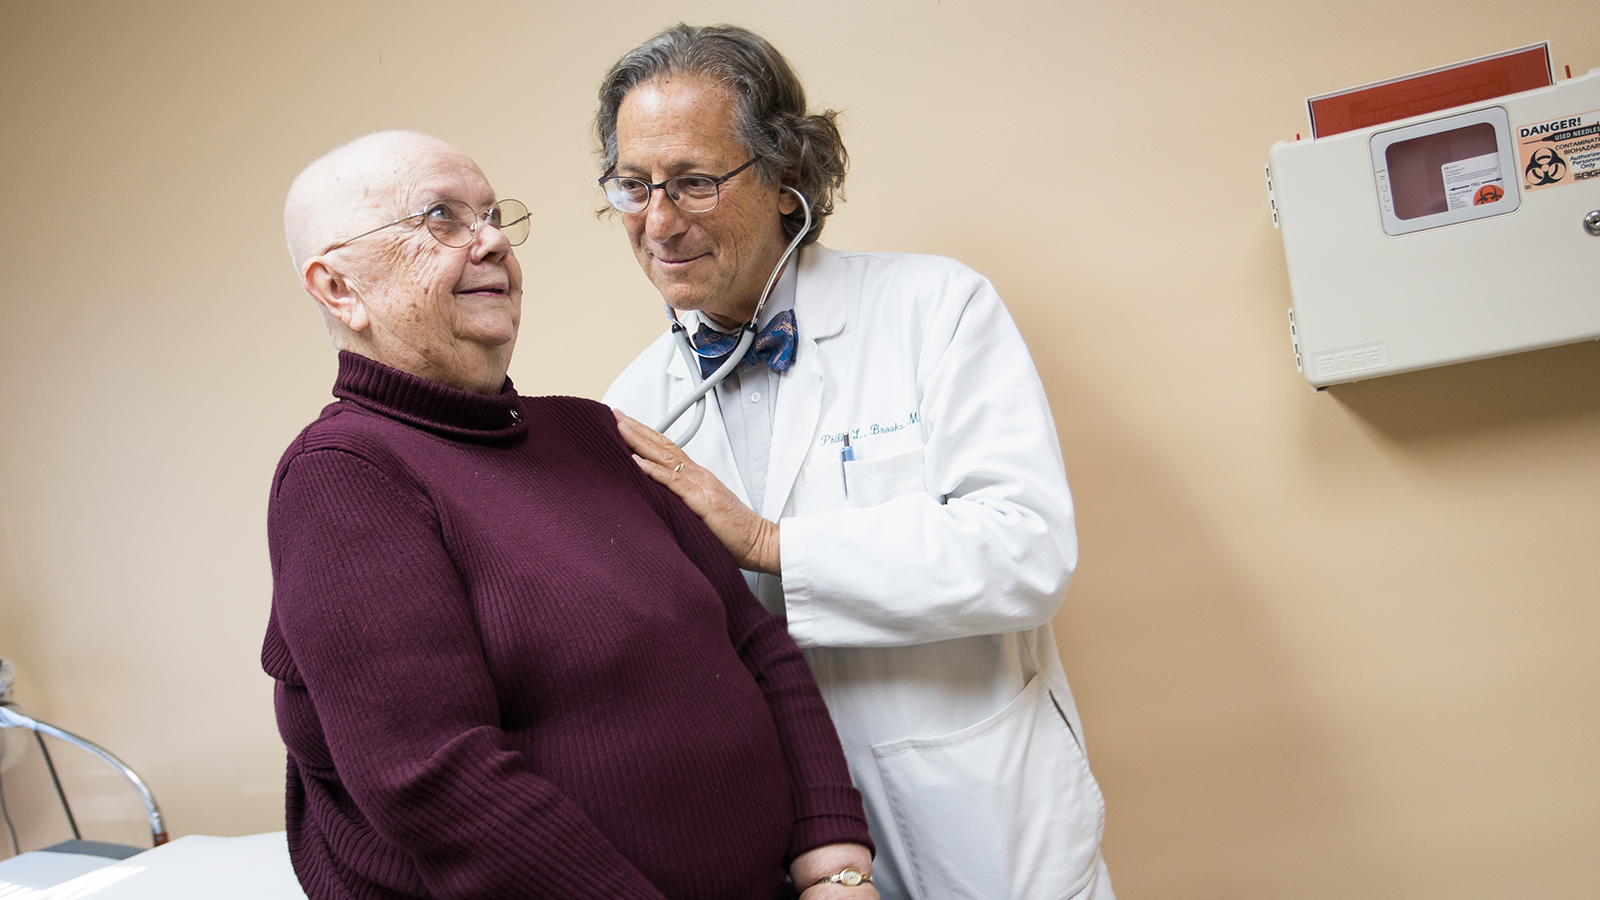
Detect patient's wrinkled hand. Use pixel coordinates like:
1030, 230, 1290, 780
802, 886, 880, 900
800, 881, 881, 900
791, 843, 877, 900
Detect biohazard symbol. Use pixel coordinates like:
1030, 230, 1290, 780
1473, 184, 1504, 205
1525, 147, 1567, 186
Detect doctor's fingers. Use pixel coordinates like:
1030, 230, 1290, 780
629, 449, 732, 514
613, 409, 689, 467
613, 410, 776, 569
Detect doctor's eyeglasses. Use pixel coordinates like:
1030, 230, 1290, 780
325, 198, 531, 252
599, 158, 760, 214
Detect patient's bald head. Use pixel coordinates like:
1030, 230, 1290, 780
284, 130, 467, 272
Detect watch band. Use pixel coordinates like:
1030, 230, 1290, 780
811, 867, 873, 887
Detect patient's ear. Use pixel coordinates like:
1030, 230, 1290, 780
302, 257, 370, 333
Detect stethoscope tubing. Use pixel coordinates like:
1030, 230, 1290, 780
658, 322, 753, 439
655, 187, 813, 444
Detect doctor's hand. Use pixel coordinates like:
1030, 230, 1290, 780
614, 410, 782, 575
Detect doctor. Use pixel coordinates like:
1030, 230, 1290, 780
599, 24, 1114, 900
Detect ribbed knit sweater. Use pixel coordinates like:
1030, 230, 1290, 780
262, 352, 871, 900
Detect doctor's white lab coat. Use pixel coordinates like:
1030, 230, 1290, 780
605, 246, 1111, 900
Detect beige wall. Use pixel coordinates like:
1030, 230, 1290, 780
2, 1, 1597, 896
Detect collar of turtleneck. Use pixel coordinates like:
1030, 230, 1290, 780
331, 351, 528, 445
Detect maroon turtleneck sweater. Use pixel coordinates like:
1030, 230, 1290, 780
262, 352, 870, 900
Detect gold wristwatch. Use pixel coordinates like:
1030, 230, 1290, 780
811, 867, 873, 887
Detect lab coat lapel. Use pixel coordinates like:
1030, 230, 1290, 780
763, 247, 847, 519
662, 326, 751, 509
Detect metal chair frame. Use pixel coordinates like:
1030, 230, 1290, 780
0, 704, 168, 847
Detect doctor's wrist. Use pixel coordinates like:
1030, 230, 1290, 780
745, 516, 782, 575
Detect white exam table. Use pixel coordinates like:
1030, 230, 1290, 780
0, 832, 307, 900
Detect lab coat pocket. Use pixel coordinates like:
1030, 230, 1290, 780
871, 675, 1106, 900
793, 446, 926, 514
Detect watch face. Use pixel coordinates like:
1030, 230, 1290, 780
839, 870, 863, 886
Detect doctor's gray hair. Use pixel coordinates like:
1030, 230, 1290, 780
595, 23, 848, 246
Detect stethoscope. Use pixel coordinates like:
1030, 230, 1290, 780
656, 187, 813, 444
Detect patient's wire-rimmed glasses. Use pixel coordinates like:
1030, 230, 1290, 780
599, 158, 759, 214
324, 198, 531, 252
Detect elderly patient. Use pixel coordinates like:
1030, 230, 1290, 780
261, 131, 876, 900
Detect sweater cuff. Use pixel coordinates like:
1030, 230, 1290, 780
785, 783, 875, 863
786, 814, 876, 866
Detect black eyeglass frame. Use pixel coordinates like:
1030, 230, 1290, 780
598, 158, 760, 214
323, 198, 531, 253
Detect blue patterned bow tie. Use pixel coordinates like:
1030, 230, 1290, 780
690, 309, 797, 379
